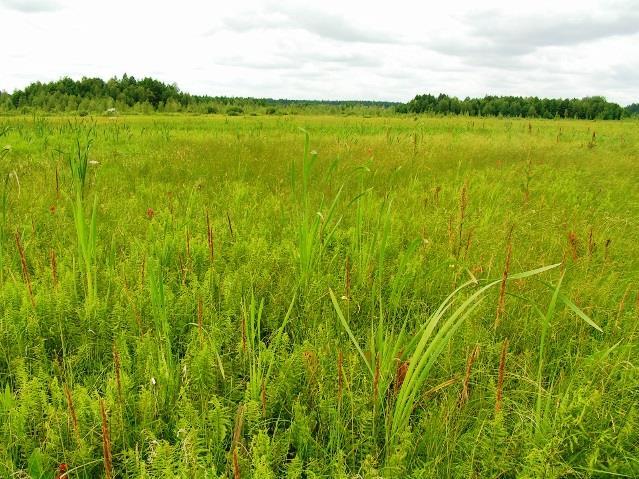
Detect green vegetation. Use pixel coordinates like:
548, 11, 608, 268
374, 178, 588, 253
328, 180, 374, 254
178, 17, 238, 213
0, 113, 637, 478
2, 75, 636, 119
0, 76, 398, 116
400, 93, 630, 119
626, 103, 639, 116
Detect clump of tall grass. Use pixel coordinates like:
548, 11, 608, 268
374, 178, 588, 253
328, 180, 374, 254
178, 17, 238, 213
0, 171, 13, 285
0, 145, 18, 286
66, 136, 98, 305
332, 261, 600, 458
148, 255, 179, 404
294, 130, 342, 285
242, 292, 296, 408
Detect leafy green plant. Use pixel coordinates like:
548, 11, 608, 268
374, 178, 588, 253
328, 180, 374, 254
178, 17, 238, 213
243, 292, 296, 406
0, 171, 13, 284
67, 136, 98, 304
331, 263, 581, 457
0, 113, 634, 478
295, 130, 343, 284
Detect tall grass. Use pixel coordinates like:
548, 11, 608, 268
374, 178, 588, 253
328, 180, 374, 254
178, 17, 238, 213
67, 136, 98, 305
295, 129, 342, 285
0, 114, 635, 478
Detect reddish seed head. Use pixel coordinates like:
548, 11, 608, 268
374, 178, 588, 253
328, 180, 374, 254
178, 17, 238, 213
55, 463, 68, 479
50, 204, 57, 214
146, 208, 155, 219
394, 360, 409, 394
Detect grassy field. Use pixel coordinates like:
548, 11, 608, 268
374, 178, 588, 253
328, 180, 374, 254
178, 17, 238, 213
0, 114, 638, 478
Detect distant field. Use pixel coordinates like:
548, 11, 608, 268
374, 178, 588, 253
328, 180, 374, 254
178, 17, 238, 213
0, 114, 637, 478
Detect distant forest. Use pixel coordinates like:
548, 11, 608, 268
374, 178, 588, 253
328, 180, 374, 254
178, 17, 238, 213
0, 75, 396, 116
400, 93, 631, 120
0, 75, 636, 119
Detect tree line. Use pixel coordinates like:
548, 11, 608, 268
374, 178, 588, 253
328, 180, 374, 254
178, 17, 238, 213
399, 93, 633, 119
0, 75, 397, 116
0, 75, 636, 118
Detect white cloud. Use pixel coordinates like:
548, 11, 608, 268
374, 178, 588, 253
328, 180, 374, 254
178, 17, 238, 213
0, 0, 61, 12
0, 0, 637, 105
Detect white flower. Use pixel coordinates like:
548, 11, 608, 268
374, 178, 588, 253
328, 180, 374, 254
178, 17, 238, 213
150, 377, 156, 386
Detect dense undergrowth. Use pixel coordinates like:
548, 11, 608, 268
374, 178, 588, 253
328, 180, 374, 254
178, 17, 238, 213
0, 114, 637, 478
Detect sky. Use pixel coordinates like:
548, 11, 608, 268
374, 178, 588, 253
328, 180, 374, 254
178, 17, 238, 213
0, 0, 637, 104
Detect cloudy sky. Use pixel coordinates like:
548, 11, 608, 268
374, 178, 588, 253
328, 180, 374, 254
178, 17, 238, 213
1, 0, 637, 104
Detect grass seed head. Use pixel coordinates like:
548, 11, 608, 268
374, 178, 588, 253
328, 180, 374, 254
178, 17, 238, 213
495, 338, 509, 413
99, 399, 113, 479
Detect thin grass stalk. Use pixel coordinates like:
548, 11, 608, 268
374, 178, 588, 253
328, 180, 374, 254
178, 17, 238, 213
373, 353, 380, 409
15, 230, 35, 307
615, 285, 631, 328
50, 249, 58, 286
55, 165, 60, 198
197, 297, 204, 340
495, 228, 513, 330
456, 182, 468, 258
337, 350, 343, 406
459, 345, 480, 407
64, 384, 79, 440
568, 231, 578, 261
113, 345, 123, 404
226, 211, 234, 238
0, 173, 10, 285
344, 256, 351, 301
206, 210, 214, 263
495, 338, 509, 413
99, 399, 113, 479
185, 227, 191, 260
233, 448, 241, 479
231, 404, 245, 478
535, 274, 564, 431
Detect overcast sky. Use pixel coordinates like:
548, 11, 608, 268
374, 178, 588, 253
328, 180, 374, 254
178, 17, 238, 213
1, 0, 637, 104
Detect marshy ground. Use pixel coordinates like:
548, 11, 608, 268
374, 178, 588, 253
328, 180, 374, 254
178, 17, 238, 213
0, 114, 637, 478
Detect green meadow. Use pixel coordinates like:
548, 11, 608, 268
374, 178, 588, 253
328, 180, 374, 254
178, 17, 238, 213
0, 114, 637, 478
